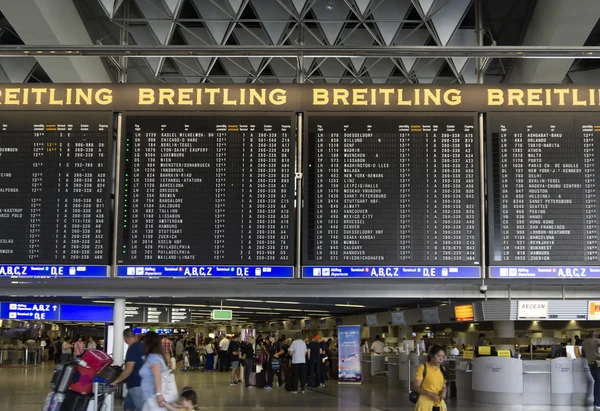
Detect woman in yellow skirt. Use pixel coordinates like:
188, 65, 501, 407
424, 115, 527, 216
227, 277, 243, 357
412, 345, 447, 411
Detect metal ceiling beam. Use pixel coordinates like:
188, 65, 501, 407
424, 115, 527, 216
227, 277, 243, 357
3, 45, 600, 58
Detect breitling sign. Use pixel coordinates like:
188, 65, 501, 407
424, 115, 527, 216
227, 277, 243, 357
0, 84, 599, 111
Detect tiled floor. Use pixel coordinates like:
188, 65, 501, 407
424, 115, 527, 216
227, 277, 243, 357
4, 363, 598, 410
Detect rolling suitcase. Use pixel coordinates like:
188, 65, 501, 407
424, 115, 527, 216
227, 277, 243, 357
256, 371, 266, 389
80, 350, 112, 372
60, 390, 92, 411
43, 392, 65, 411
51, 362, 79, 393
249, 372, 256, 386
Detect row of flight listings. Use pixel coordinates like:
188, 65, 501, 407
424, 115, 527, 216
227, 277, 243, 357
0, 110, 598, 280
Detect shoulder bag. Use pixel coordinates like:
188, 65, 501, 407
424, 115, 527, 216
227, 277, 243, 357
409, 365, 427, 404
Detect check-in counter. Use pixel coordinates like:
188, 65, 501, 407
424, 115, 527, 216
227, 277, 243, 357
398, 353, 410, 389
456, 359, 473, 402
572, 358, 594, 406
550, 357, 573, 406
473, 357, 523, 405
387, 355, 399, 386
370, 354, 387, 386
523, 360, 551, 405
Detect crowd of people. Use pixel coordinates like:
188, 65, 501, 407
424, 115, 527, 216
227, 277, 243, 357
49, 335, 104, 364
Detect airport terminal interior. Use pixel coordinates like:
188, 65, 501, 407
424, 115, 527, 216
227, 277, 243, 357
4, 0, 600, 410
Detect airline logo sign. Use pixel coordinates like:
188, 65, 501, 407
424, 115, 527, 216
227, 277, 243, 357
588, 301, 600, 321
518, 301, 548, 320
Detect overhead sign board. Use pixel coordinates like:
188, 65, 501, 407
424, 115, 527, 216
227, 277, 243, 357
4, 84, 600, 112
391, 311, 406, 326
454, 305, 475, 322
170, 308, 192, 324
211, 310, 233, 321
422, 308, 440, 324
0, 302, 59, 321
366, 314, 378, 327
145, 307, 170, 323
125, 306, 146, 323
518, 301, 549, 320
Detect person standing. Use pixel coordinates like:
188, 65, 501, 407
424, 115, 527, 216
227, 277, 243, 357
61, 336, 73, 363
110, 329, 145, 411
412, 345, 447, 411
288, 333, 308, 394
139, 331, 169, 409
205, 338, 215, 371
229, 334, 242, 385
265, 335, 284, 390
371, 335, 385, 354
74, 337, 86, 359
219, 335, 231, 372
87, 337, 97, 351
162, 336, 173, 369
582, 330, 600, 409
242, 337, 255, 388
176, 338, 185, 370
307, 335, 323, 388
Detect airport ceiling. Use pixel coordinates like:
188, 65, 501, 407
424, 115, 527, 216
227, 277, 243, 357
0, 0, 599, 84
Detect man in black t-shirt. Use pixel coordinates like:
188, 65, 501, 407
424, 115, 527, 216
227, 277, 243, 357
307, 334, 323, 388
229, 334, 242, 385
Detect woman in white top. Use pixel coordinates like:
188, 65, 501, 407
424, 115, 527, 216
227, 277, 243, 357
205, 338, 215, 371
61, 336, 73, 363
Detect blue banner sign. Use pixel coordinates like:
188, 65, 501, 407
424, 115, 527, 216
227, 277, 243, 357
116, 265, 294, 278
303, 266, 481, 278
59, 304, 114, 322
490, 266, 600, 279
0, 265, 108, 278
338, 325, 362, 384
0, 302, 59, 321
133, 328, 173, 335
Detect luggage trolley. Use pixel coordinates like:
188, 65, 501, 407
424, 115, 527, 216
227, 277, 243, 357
92, 381, 115, 411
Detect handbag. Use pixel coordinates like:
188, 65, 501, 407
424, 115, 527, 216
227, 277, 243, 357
161, 368, 178, 403
271, 359, 281, 371
409, 364, 427, 404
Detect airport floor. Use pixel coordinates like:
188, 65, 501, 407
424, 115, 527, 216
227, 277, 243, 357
4, 362, 599, 411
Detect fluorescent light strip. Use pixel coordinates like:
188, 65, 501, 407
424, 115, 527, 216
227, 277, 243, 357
173, 304, 207, 308
334, 304, 365, 308
249, 307, 272, 311
208, 305, 241, 309
226, 299, 264, 303
305, 310, 330, 313
273, 308, 303, 312
263, 301, 301, 305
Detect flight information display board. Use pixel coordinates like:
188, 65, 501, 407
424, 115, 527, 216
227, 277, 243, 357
116, 113, 295, 278
0, 112, 111, 277
488, 112, 600, 279
302, 113, 481, 278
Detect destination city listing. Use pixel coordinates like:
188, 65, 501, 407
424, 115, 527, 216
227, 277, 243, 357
490, 266, 600, 278
116, 265, 294, 278
302, 266, 481, 278
0, 265, 109, 277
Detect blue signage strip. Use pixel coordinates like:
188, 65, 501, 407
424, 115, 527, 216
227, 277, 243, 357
59, 304, 114, 322
0, 265, 109, 278
0, 302, 60, 321
302, 266, 481, 278
489, 266, 600, 279
116, 265, 294, 278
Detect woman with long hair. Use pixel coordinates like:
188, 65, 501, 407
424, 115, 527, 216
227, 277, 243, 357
412, 345, 448, 411
139, 331, 169, 409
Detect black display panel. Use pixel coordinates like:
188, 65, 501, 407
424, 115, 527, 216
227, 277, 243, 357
302, 113, 481, 278
488, 113, 600, 278
0, 112, 111, 269
117, 113, 294, 275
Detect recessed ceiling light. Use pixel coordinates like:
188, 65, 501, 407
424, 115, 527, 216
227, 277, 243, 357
263, 301, 301, 305
335, 304, 365, 308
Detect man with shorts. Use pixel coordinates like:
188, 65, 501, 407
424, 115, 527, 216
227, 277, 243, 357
111, 329, 145, 411
229, 334, 242, 385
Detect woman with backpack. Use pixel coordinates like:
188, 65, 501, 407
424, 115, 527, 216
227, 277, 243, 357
412, 345, 448, 411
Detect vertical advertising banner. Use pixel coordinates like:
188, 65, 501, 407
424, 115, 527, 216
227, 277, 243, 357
338, 325, 362, 384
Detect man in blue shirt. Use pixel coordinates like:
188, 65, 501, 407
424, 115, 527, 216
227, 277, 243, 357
111, 329, 145, 411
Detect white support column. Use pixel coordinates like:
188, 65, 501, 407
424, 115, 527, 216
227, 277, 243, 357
113, 298, 126, 366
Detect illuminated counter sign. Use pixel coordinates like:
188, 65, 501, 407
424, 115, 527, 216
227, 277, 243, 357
0, 302, 59, 321
454, 304, 474, 322
489, 267, 600, 279
116, 265, 294, 278
0, 265, 108, 278
302, 266, 481, 278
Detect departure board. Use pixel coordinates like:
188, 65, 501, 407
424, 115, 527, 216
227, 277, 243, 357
302, 113, 481, 278
488, 112, 600, 279
116, 113, 295, 278
0, 112, 111, 277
